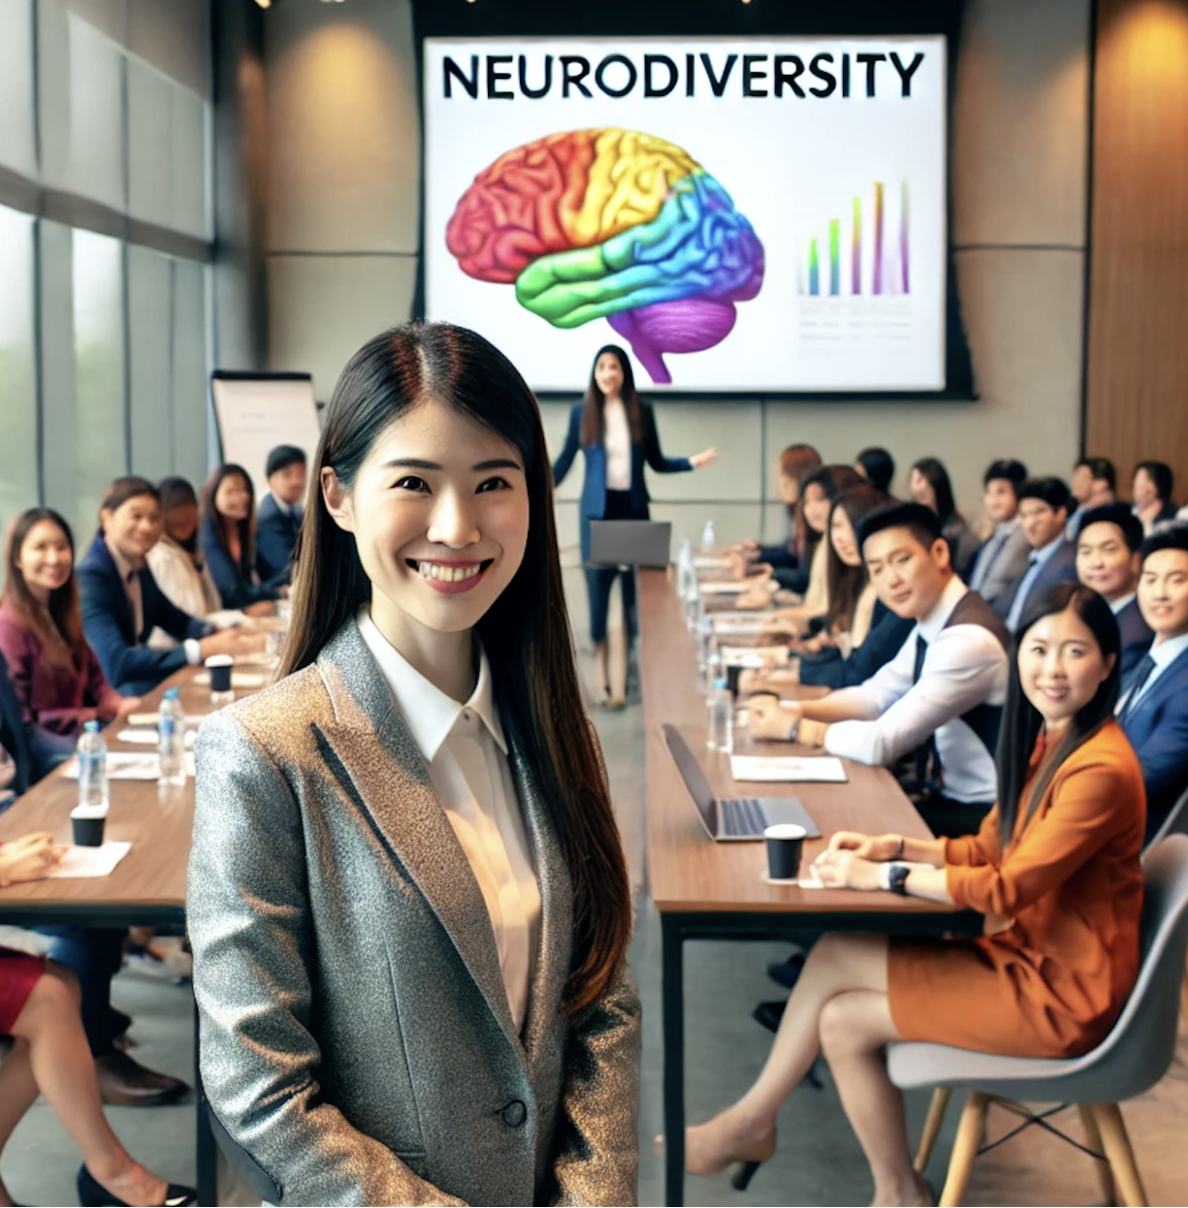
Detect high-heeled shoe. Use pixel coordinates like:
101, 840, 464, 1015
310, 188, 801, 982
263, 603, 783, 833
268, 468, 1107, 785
675, 1120, 777, 1188
76, 1165, 198, 1207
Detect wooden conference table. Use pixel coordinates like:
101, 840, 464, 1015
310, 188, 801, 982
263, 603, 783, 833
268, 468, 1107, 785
639, 568, 979, 1206
0, 662, 262, 1205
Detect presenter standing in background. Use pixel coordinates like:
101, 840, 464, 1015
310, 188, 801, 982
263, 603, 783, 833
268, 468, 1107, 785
552, 344, 716, 709
189, 322, 640, 1207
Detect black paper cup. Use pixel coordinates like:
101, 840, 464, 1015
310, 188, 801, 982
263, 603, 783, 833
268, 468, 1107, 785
765, 823, 806, 881
206, 655, 233, 694
71, 809, 107, 847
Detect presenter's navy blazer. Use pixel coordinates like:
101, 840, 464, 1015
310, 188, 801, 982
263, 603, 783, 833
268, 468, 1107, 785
255, 492, 300, 587
1119, 644, 1188, 842
77, 534, 212, 696
552, 401, 692, 562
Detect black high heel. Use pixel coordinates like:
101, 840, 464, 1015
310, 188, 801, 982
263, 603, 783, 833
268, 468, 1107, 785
76, 1165, 197, 1207
732, 1159, 765, 1190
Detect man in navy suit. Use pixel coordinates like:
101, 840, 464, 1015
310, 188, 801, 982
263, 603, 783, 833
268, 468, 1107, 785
0, 648, 32, 808
1004, 477, 1079, 633
1118, 526, 1188, 842
77, 477, 251, 695
1076, 503, 1153, 677
256, 444, 307, 588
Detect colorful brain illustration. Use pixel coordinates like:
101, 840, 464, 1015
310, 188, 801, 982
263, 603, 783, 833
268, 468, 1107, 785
445, 128, 765, 384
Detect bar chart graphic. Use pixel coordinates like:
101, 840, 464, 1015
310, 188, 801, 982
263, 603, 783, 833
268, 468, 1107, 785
798, 181, 910, 298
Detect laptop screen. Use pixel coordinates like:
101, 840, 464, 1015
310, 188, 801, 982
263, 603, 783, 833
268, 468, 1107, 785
663, 724, 719, 838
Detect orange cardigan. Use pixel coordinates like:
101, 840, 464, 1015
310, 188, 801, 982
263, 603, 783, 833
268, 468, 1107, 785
944, 720, 1146, 1056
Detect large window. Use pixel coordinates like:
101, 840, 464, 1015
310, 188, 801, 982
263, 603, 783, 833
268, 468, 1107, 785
0, 2, 213, 534
0, 205, 37, 529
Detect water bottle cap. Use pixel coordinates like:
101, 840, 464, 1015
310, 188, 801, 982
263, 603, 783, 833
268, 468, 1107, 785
83, 719, 99, 733
712, 676, 728, 690
164, 688, 180, 700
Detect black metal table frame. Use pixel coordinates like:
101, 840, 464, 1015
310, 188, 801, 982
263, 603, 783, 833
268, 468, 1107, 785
0, 901, 218, 1206
661, 907, 981, 1206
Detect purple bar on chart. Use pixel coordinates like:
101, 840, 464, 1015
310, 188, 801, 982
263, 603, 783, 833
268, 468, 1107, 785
900, 181, 910, 294
873, 182, 884, 296
851, 196, 861, 295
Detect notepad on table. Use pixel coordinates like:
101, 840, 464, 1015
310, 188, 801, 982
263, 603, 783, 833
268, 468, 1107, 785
730, 754, 848, 783
710, 613, 768, 634
50, 842, 132, 879
62, 752, 196, 780
698, 580, 749, 595
693, 555, 730, 570
719, 645, 791, 668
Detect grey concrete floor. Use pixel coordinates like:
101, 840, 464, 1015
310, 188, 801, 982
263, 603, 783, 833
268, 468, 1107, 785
5, 566, 1188, 1205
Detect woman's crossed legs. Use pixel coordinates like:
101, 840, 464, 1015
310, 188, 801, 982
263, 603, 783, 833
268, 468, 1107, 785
686, 933, 930, 1208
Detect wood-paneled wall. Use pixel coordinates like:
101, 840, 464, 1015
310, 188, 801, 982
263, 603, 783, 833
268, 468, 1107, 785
1086, 0, 1188, 503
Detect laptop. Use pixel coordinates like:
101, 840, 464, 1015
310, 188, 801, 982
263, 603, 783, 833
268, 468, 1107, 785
588, 520, 672, 568
663, 724, 821, 842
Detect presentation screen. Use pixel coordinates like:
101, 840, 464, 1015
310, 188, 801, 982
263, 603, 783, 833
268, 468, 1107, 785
423, 36, 947, 394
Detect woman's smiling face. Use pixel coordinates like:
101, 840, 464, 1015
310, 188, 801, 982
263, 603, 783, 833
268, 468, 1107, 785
323, 396, 530, 637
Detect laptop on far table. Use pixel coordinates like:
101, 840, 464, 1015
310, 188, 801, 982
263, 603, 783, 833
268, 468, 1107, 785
588, 520, 672, 568
663, 724, 821, 842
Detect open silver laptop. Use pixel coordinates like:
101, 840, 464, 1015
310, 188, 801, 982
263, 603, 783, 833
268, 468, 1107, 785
663, 725, 820, 842
588, 520, 672, 568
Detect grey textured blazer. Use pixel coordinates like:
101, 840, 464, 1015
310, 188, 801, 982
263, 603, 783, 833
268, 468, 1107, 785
187, 619, 641, 1207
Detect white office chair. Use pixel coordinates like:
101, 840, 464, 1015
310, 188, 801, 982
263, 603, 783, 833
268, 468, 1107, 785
887, 834, 1188, 1207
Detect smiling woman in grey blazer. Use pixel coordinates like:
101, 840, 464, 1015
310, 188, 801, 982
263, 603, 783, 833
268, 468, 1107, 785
188, 323, 640, 1207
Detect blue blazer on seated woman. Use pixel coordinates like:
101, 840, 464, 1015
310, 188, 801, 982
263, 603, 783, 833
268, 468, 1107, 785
553, 394, 693, 563
78, 532, 211, 696
199, 464, 281, 611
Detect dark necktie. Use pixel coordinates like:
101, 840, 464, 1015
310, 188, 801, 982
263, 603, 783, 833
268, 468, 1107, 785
912, 634, 942, 791
1120, 653, 1157, 723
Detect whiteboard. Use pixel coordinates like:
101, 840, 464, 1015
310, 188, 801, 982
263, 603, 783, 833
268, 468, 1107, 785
210, 374, 321, 500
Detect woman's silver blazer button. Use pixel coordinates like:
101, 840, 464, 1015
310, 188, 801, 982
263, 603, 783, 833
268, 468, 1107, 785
500, 1099, 528, 1128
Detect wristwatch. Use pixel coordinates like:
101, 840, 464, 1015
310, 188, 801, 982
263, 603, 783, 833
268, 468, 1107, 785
879, 863, 911, 895
786, 717, 801, 743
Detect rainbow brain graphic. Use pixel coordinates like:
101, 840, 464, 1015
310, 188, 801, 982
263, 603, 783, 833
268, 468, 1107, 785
445, 128, 765, 385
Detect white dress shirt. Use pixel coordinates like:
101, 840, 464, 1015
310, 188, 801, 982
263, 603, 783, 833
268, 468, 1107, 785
1117, 631, 1188, 715
1110, 592, 1136, 616
824, 576, 1009, 804
358, 611, 541, 1033
602, 397, 632, 492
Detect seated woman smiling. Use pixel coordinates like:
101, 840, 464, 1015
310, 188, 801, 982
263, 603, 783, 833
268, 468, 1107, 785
682, 582, 1145, 1207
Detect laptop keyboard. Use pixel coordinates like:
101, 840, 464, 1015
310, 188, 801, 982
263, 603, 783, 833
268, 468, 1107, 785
720, 797, 766, 837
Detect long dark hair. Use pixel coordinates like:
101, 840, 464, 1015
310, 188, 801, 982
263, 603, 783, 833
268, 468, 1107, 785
824, 485, 888, 634
996, 583, 1121, 847
2, 508, 85, 669
200, 464, 258, 580
158, 477, 200, 556
279, 322, 632, 1014
795, 464, 865, 564
579, 343, 644, 447
912, 456, 963, 528
1135, 460, 1174, 505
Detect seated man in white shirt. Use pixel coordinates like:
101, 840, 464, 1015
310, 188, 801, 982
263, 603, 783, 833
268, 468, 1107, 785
1075, 503, 1152, 678
748, 502, 1010, 837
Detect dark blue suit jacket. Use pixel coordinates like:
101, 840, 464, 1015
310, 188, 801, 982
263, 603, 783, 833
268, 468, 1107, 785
77, 535, 212, 695
0, 648, 32, 799
1005, 538, 1079, 629
255, 493, 300, 587
1115, 598, 1155, 680
798, 601, 916, 689
200, 515, 280, 611
1119, 644, 1188, 842
552, 401, 692, 562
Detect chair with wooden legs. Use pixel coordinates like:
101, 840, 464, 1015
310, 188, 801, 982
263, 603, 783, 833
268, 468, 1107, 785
886, 834, 1188, 1207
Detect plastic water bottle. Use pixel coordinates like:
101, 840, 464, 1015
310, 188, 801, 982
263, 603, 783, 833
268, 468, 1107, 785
158, 688, 186, 787
676, 537, 694, 598
684, 579, 702, 632
696, 616, 716, 681
706, 677, 734, 752
77, 720, 108, 810
700, 519, 716, 552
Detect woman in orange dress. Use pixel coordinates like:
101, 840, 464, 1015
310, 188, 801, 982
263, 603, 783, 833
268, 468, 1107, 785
683, 582, 1145, 1207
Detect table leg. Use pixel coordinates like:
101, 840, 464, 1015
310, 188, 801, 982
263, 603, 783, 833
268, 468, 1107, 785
662, 913, 685, 1208
194, 1001, 218, 1206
